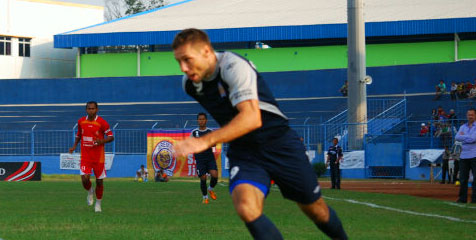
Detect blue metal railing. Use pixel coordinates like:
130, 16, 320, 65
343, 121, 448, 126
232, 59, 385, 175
0, 98, 422, 158
0, 125, 324, 158
322, 98, 405, 151
367, 99, 406, 135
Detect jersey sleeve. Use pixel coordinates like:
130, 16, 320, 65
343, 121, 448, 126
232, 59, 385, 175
101, 119, 113, 137
337, 147, 343, 157
76, 119, 82, 138
220, 53, 259, 106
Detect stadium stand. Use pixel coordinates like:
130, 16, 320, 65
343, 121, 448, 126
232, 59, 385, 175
2, 0, 476, 180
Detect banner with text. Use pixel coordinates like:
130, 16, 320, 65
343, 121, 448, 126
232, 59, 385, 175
59, 153, 115, 170
409, 149, 444, 168
147, 130, 222, 178
324, 151, 365, 169
0, 162, 41, 181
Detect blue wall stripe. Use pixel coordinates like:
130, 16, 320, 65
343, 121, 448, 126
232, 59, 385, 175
54, 17, 476, 48
2, 61, 476, 104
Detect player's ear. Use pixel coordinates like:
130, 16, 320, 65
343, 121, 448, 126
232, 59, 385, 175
202, 44, 213, 57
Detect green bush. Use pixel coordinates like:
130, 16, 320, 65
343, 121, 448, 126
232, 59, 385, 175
312, 162, 328, 177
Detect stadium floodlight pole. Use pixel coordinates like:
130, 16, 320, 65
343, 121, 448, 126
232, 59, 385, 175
347, 0, 368, 150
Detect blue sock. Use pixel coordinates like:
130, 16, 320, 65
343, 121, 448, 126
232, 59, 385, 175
245, 215, 283, 240
316, 207, 348, 240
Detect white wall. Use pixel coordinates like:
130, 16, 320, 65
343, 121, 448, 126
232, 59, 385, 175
0, 0, 104, 79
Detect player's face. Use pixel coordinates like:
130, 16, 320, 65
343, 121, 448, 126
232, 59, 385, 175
198, 115, 207, 128
174, 42, 214, 83
332, 138, 338, 145
86, 104, 98, 118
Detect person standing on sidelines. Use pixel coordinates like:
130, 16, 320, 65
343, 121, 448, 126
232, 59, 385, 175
452, 141, 461, 185
172, 28, 347, 239
455, 108, 476, 203
191, 112, 219, 204
69, 101, 114, 212
326, 138, 343, 189
440, 146, 450, 184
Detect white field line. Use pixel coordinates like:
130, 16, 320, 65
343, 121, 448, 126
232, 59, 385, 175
323, 196, 476, 224
444, 202, 476, 209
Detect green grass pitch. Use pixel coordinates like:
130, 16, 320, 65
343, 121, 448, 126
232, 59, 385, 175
0, 176, 475, 239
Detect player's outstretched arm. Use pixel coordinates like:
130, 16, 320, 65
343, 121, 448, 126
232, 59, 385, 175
174, 99, 261, 157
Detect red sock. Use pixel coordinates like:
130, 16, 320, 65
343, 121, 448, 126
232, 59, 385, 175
96, 184, 104, 200
82, 179, 92, 191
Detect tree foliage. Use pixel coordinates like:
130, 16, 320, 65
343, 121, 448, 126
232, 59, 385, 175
124, 0, 165, 15
104, 0, 166, 21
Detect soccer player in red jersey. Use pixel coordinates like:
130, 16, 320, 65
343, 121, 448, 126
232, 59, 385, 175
69, 101, 114, 212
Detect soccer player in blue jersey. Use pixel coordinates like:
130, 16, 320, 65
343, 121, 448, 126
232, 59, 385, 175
191, 112, 219, 204
172, 28, 347, 240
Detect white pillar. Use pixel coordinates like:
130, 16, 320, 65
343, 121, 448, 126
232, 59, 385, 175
347, 0, 368, 149
76, 48, 81, 78
137, 46, 141, 76
454, 33, 460, 62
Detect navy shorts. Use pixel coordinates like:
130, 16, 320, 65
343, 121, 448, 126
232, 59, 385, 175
228, 129, 321, 204
196, 157, 218, 177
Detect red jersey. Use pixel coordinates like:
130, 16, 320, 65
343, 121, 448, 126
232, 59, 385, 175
76, 115, 113, 163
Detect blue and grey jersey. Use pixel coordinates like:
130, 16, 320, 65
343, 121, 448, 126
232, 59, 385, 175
191, 127, 215, 161
183, 51, 289, 148
327, 145, 343, 163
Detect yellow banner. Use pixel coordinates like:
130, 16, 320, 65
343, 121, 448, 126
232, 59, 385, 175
147, 130, 222, 178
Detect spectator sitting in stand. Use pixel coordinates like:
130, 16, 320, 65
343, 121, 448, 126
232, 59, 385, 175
468, 85, 476, 99
419, 123, 429, 136
438, 110, 448, 122
465, 81, 473, 97
450, 82, 457, 100
434, 80, 446, 100
440, 122, 452, 148
431, 109, 439, 120
448, 109, 458, 126
431, 121, 439, 137
457, 82, 466, 99
437, 106, 444, 118
339, 81, 348, 97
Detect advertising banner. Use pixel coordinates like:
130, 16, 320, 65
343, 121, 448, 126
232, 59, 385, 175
147, 130, 222, 177
59, 153, 115, 170
324, 151, 365, 169
0, 162, 41, 181
409, 149, 444, 168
